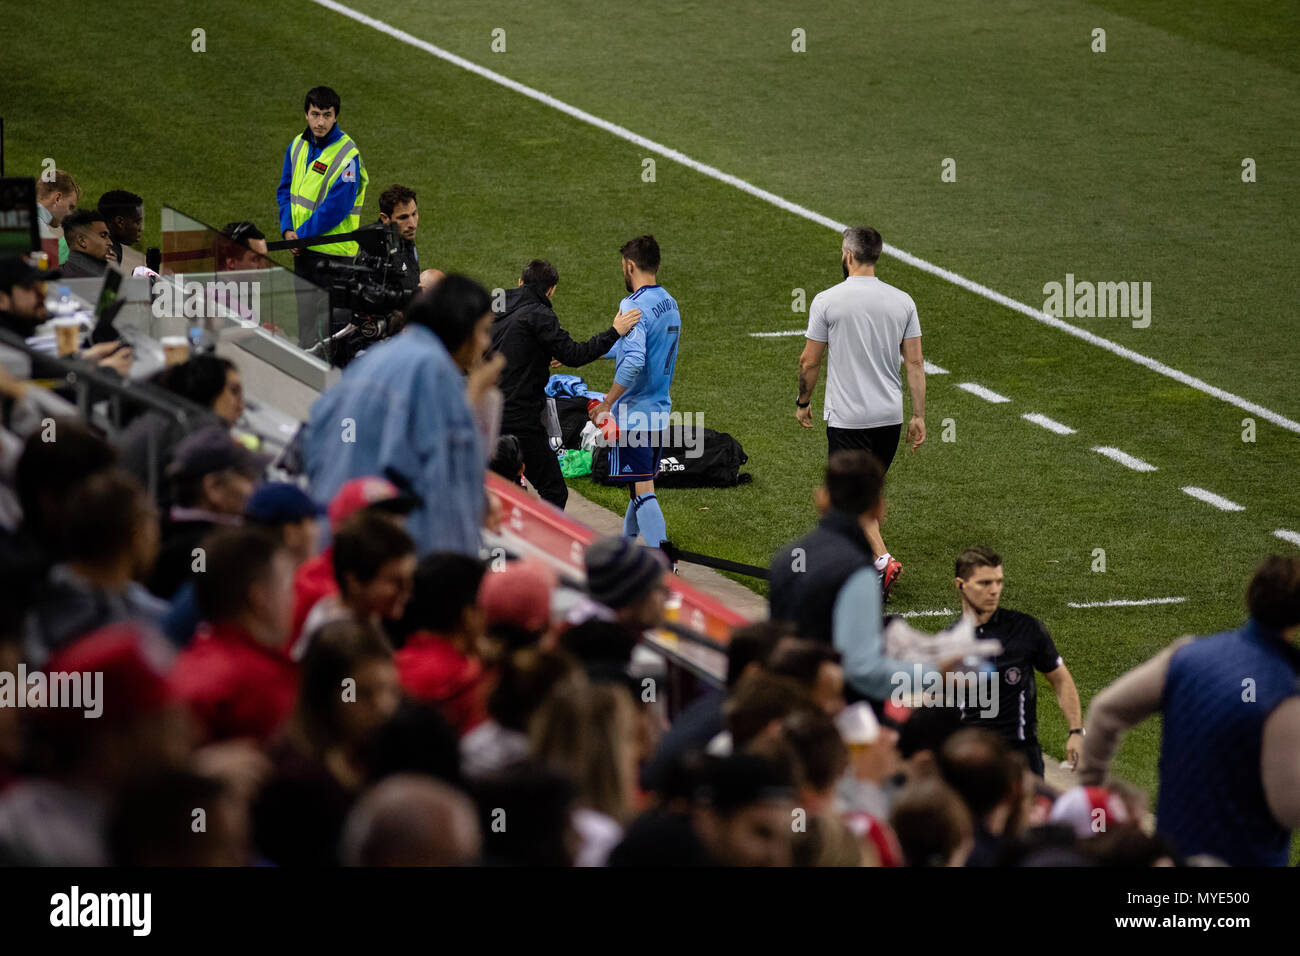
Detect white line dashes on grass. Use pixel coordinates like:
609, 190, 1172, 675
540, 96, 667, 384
1271, 529, 1300, 547
1067, 597, 1187, 609
898, 608, 956, 618
310, 0, 1300, 438
1181, 486, 1245, 512
1092, 446, 1158, 472
923, 361, 948, 375
748, 329, 807, 338
1022, 412, 1076, 435
956, 382, 1011, 404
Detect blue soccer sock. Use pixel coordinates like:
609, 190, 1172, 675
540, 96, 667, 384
623, 495, 640, 538
631, 492, 667, 547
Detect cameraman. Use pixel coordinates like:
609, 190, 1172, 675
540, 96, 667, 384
492, 259, 640, 510
276, 86, 369, 349
356, 184, 423, 297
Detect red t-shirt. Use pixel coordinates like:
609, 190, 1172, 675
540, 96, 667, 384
172, 622, 299, 744
394, 632, 488, 736
291, 547, 337, 649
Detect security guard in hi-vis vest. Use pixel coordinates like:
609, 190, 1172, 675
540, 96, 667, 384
276, 85, 369, 348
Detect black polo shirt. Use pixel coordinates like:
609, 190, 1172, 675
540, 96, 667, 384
954, 607, 1062, 748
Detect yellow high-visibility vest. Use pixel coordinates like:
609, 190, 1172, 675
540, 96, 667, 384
287, 130, 368, 257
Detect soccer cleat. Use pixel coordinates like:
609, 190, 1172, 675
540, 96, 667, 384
879, 557, 903, 600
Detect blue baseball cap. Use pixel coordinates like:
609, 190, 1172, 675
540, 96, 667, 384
244, 481, 326, 524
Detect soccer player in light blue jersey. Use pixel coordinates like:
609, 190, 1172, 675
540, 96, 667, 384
588, 235, 681, 551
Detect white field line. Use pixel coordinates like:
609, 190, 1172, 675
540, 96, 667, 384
748, 329, 807, 338
1181, 486, 1245, 512
1092, 446, 1158, 472
1274, 529, 1300, 547
956, 382, 1012, 404
1022, 412, 1076, 435
898, 608, 955, 618
924, 361, 949, 375
1067, 597, 1187, 609
311, 0, 1300, 437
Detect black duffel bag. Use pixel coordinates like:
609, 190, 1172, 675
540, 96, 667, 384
592, 428, 752, 488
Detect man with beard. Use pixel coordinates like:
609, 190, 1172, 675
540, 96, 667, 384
586, 235, 680, 550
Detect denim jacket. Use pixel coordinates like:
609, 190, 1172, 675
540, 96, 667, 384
305, 324, 484, 555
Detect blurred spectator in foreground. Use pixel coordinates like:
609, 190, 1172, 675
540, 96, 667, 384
97, 190, 145, 273
161, 481, 324, 647
777, 710, 864, 866
305, 275, 503, 557
1079, 555, 1300, 867
890, 777, 974, 867
478, 558, 556, 660
59, 210, 115, 278
340, 774, 480, 866
767, 639, 846, 717
531, 682, 641, 866
690, 754, 797, 866
461, 647, 581, 780
938, 728, 1023, 867
298, 510, 416, 650
171, 527, 297, 743
11, 418, 117, 573
578, 535, 669, 634
472, 763, 577, 866
35, 169, 80, 265
108, 769, 250, 866
896, 704, 964, 782
394, 553, 490, 735
253, 620, 400, 866
117, 355, 244, 501
25, 469, 166, 666
290, 475, 418, 647
0, 624, 189, 865
642, 621, 787, 794
147, 424, 266, 600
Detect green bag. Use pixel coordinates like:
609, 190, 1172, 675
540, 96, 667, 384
559, 449, 592, 478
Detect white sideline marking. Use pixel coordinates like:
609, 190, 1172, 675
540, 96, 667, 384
1092, 446, 1157, 472
1274, 529, 1300, 547
924, 361, 949, 375
1022, 412, 1076, 435
899, 608, 955, 618
956, 382, 1011, 404
1181, 486, 1245, 511
1067, 597, 1187, 609
312, 0, 1300, 438
748, 329, 807, 338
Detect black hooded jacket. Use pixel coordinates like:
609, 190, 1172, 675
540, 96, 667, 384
491, 284, 620, 433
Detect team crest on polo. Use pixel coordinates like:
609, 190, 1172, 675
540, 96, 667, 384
1004, 666, 1022, 686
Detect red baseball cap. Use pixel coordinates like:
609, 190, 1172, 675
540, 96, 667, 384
328, 476, 420, 529
42, 622, 178, 727
478, 559, 557, 635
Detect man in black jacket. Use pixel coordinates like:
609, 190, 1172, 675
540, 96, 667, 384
492, 259, 640, 509
769, 450, 884, 645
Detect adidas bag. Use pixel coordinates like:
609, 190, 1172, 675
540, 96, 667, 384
591, 428, 751, 488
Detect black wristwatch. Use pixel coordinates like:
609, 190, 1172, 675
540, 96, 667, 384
796, 398, 811, 408
1068, 728, 1085, 737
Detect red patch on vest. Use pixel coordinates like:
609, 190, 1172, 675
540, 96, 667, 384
311, 160, 328, 174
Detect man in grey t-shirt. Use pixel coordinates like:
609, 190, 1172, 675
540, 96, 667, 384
796, 226, 926, 595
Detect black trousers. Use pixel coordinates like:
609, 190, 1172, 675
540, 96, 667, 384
511, 426, 568, 510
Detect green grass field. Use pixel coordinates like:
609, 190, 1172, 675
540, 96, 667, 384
4, 0, 1299, 809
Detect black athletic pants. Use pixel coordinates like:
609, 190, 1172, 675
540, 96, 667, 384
511, 426, 568, 510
